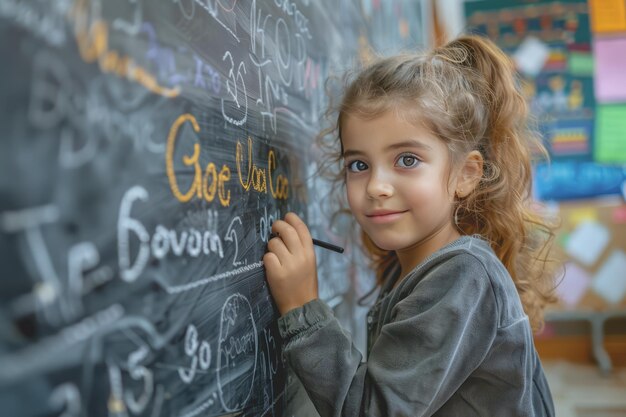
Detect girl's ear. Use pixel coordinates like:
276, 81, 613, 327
454, 150, 484, 198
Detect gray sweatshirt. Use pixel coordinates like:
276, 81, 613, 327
277, 235, 555, 417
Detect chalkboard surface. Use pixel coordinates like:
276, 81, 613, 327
0, 1, 426, 416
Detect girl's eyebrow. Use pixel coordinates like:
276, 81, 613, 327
342, 139, 432, 158
342, 149, 363, 158
386, 139, 432, 152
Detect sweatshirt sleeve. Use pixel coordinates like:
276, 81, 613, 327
277, 253, 499, 417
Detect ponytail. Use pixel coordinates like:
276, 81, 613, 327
436, 36, 558, 331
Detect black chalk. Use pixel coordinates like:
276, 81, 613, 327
268, 233, 344, 254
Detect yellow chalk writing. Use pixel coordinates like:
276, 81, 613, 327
268, 150, 289, 200
71, 0, 180, 98
166, 114, 231, 206
236, 137, 289, 200
236, 137, 267, 194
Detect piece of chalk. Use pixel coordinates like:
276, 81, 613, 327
268, 233, 344, 254
311, 238, 344, 254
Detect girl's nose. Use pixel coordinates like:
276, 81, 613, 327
366, 171, 394, 199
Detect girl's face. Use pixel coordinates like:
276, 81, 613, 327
342, 109, 460, 258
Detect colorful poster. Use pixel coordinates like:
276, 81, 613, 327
593, 36, 626, 103
465, 0, 595, 162
595, 104, 626, 163
588, 0, 626, 33
464, 0, 626, 200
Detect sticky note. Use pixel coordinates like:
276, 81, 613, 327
568, 52, 594, 76
568, 207, 598, 227
591, 250, 626, 304
594, 37, 626, 103
595, 104, 626, 163
513, 36, 550, 78
612, 205, 626, 224
565, 221, 610, 266
556, 262, 591, 307
589, 0, 626, 33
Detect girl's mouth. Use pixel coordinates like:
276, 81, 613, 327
366, 210, 408, 223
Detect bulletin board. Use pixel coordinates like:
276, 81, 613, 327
540, 197, 626, 373
464, 0, 594, 162
551, 199, 626, 311
464, 0, 626, 203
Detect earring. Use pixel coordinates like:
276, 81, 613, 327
454, 205, 462, 230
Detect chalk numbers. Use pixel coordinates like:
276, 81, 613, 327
124, 346, 154, 414
49, 383, 81, 417
221, 51, 248, 126
178, 323, 211, 384
225, 216, 245, 266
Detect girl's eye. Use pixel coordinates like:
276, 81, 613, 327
347, 160, 368, 172
396, 154, 420, 168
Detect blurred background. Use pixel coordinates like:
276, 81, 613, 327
432, 1, 626, 416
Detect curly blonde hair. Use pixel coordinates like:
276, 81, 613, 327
318, 35, 558, 332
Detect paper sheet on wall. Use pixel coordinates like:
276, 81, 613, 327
513, 36, 550, 78
591, 250, 626, 304
565, 221, 610, 266
595, 104, 626, 163
594, 37, 626, 103
589, 0, 626, 33
568, 51, 594, 77
568, 207, 598, 227
612, 205, 626, 224
556, 262, 591, 307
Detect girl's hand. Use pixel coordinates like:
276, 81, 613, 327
263, 212, 319, 316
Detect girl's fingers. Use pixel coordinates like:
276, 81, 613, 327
263, 251, 281, 268
267, 234, 291, 260
271, 220, 302, 254
284, 213, 313, 249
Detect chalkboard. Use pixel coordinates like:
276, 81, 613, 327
0, 1, 426, 416
0, 0, 365, 417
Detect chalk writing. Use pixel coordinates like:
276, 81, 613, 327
221, 51, 248, 126
236, 137, 289, 200
28, 49, 165, 169
178, 324, 211, 384
225, 216, 245, 266
0, 204, 67, 324
112, 0, 142, 36
156, 262, 264, 295
259, 206, 281, 243
71, 0, 180, 98
124, 345, 154, 414
0, 0, 70, 46
118, 185, 150, 283
118, 186, 253, 287
249, 0, 315, 132
217, 293, 258, 412
49, 383, 81, 417
166, 114, 232, 206
175, 0, 241, 42
66, 241, 100, 317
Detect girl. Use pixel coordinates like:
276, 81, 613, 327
263, 35, 557, 417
